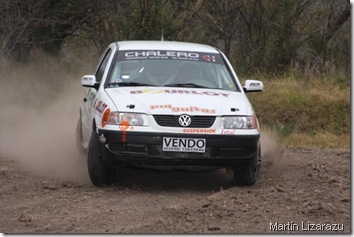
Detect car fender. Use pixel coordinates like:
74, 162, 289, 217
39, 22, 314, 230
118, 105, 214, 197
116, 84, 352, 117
92, 90, 118, 132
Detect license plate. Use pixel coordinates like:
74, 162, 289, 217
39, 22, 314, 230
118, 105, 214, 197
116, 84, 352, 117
162, 137, 206, 153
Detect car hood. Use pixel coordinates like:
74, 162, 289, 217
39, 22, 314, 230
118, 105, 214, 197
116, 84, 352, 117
105, 87, 250, 116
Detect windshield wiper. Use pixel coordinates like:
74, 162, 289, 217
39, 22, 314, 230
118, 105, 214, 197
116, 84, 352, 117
107, 82, 156, 87
164, 83, 212, 89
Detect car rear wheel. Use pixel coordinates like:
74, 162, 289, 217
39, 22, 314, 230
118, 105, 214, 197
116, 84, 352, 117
233, 146, 261, 186
88, 131, 113, 186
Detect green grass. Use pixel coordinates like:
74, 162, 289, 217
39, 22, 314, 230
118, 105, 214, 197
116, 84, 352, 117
246, 74, 350, 150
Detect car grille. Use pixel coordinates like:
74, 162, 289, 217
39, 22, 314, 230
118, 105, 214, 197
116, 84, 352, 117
153, 115, 216, 128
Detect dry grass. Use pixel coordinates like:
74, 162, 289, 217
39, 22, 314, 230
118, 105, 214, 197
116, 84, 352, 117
282, 132, 350, 149
246, 74, 350, 150
263, 128, 350, 150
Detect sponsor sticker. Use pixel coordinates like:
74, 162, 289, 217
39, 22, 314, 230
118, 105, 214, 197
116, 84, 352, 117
221, 129, 236, 135
183, 128, 216, 134
202, 55, 216, 62
94, 99, 107, 116
250, 82, 261, 87
130, 89, 229, 98
150, 104, 216, 114
117, 50, 223, 64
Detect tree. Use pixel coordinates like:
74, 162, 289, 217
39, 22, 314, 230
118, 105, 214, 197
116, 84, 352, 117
0, 0, 82, 61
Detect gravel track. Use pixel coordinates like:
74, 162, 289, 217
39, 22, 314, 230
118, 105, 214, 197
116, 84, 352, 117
0, 147, 350, 234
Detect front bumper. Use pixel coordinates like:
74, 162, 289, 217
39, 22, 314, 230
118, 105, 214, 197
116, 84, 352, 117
97, 129, 260, 169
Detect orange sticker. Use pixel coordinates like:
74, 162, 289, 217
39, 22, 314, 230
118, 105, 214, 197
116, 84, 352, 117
119, 121, 129, 142
119, 121, 130, 131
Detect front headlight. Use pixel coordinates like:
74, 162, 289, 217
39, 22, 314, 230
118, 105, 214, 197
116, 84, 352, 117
221, 115, 257, 129
106, 112, 149, 126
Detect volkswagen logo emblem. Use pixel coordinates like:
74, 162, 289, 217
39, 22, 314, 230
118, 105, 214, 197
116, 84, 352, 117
178, 114, 192, 127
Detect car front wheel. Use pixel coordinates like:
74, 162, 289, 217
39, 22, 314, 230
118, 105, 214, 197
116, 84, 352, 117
233, 146, 261, 186
87, 131, 113, 186
76, 116, 86, 154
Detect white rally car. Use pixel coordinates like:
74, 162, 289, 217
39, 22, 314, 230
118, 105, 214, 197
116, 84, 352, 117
76, 40, 264, 186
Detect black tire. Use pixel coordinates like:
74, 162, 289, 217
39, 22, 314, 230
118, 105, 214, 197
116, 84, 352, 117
233, 146, 261, 186
87, 131, 113, 186
75, 117, 86, 154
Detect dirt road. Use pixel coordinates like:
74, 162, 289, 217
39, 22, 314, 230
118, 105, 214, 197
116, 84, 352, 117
0, 146, 350, 233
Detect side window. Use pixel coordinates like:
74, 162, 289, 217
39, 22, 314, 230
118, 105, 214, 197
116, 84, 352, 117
95, 49, 112, 83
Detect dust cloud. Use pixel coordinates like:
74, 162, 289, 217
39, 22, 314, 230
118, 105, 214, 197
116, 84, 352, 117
0, 56, 90, 184
260, 131, 287, 173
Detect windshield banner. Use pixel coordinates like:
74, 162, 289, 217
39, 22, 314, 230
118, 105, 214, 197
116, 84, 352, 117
118, 50, 223, 64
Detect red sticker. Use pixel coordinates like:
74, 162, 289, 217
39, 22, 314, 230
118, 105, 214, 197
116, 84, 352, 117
202, 55, 216, 62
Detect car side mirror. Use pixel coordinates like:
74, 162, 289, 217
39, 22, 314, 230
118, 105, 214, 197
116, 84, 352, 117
81, 75, 99, 90
243, 80, 264, 93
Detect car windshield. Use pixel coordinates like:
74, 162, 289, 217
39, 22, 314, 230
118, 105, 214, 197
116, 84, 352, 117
106, 50, 239, 91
